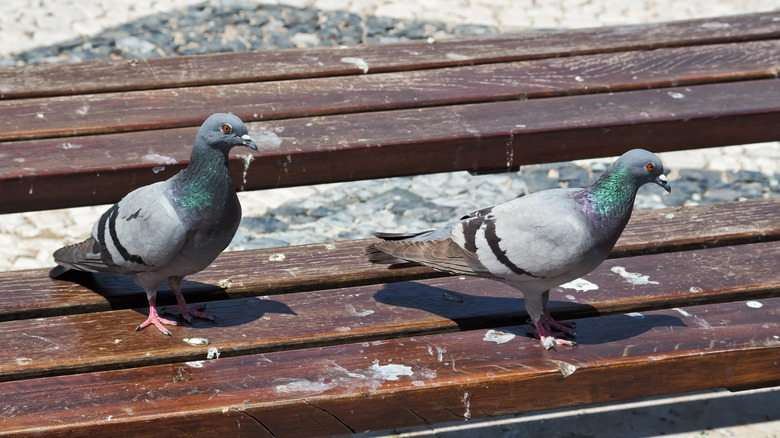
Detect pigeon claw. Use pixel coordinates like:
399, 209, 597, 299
162, 303, 215, 324
529, 312, 577, 350
135, 307, 178, 336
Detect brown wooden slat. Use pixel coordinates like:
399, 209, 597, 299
3, 39, 779, 142
1, 198, 778, 322
1, 12, 778, 99
0, 241, 777, 383
2, 79, 779, 213
0, 298, 777, 436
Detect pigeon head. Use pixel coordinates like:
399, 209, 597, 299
197, 113, 258, 153
614, 149, 671, 193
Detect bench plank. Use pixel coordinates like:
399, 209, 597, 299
2, 199, 777, 321
3, 79, 779, 213
3, 40, 779, 141
1, 241, 777, 384
0, 297, 777, 436
0, 12, 778, 98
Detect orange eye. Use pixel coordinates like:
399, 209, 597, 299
221, 124, 232, 133
645, 163, 655, 172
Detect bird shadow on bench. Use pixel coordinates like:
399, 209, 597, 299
373, 281, 685, 345
51, 270, 295, 328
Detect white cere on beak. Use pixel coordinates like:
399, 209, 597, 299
241, 134, 252, 140
658, 174, 668, 183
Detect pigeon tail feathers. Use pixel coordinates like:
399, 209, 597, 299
50, 236, 118, 277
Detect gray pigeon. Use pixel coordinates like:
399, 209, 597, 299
367, 149, 670, 349
50, 113, 258, 336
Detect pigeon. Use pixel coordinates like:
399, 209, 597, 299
49, 113, 258, 336
367, 149, 670, 349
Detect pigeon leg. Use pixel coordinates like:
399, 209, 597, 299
162, 277, 215, 323
522, 289, 576, 349
135, 296, 176, 336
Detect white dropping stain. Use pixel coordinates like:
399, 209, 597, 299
412, 380, 425, 386
461, 392, 471, 420
324, 243, 336, 251
627, 312, 645, 319
335, 326, 352, 332
701, 22, 731, 29
274, 378, 337, 394
746, 301, 763, 309
674, 308, 692, 317
689, 286, 703, 293
553, 360, 577, 378
28, 184, 34, 195
446, 52, 469, 61
218, 278, 232, 288
574, 75, 585, 82
250, 128, 282, 149
340, 57, 369, 73
268, 253, 286, 262
664, 213, 675, 219
206, 346, 220, 360
668, 91, 686, 99
13, 158, 24, 163
15, 358, 32, 366
369, 360, 413, 381
185, 361, 204, 368
611, 266, 660, 285
273, 359, 415, 396
346, 304, 374, 317
36, 113, 45, 119
560, 278, 599, 292
240, 154, 255, 190
427, 346, 446, 362
565, 294, 576, 300
143, 153, 177, 165
76, 104, 89, 115
184, 337, 210, 347
58, 142, 82, 150
152, 166, 165, 173
515, 124, 526, 128
483, 329, 516, 344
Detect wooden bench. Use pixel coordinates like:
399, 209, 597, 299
1, 12, 779, 436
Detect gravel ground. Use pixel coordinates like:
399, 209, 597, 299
1, 2, 779, 436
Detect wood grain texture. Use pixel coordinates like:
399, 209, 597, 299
0, 12, 778, 99
0, 298, 777, 436
2, 39, 779, 142
2, 79, 779, 213
0, 241, 777, 384
1, 199, 777, 321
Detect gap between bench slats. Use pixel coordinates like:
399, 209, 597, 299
0, 297, 777, 436
2, 39, 779, 142
2, 79, 779, 213
1, 198, 777, 321
0, 241, 777, 383
0, 12, 778, 99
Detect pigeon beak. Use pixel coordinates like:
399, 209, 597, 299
655, 174, 671, 193
241, 134, 258, 151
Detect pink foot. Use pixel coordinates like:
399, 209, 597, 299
162, 303, 215, 324
528, 310, 577, 350
136, 305, 177, 336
